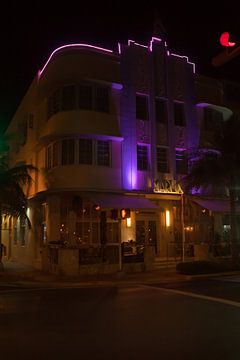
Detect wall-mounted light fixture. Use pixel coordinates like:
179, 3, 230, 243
126, 217, 132, 228
165, 210, 170, 227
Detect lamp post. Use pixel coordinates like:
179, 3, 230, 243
181, 193, 186, 262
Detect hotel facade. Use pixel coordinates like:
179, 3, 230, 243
1, 37, 235, 274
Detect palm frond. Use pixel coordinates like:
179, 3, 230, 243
0, 163, 37, 228
6, 164, 37, 186
182, 114, 240, 195
182, 149, 227, 193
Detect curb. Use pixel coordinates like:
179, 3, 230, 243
186, 271, 240, 281
0, 273, 190, 287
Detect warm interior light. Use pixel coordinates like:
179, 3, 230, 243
126, 217, 132, 228
165, 210, 170, 227
93, 204, 101, 211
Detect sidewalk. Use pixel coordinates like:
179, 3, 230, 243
2, 260, 239, 287
0, 260, 188, 287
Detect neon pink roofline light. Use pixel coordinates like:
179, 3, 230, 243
127, 37, 195, 73
38, 37, 195, 78
149, 37, 162, 51
38, 43, 114, 78
127, 37, 163, 52
171, 53, 196, 73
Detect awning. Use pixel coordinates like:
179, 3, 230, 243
196, 103, 233, 121
86, 193, 159, 210
193, 198, 240, 213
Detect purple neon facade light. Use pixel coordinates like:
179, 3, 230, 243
128, 37, 162, 52
126, 168, 137, 189
126, 37, 195, 73
39, 38, 195, 78
190, 187, 202, 195
118, 42, 122, 54
152, 36, 162, 42
175, 147, 187, 151
127, 39, 148, 49
171, 53, 195, 73
122, 141, 138, 190
111, 83, 123, 90
38, 43, 114, 78
149, 36, 162, 51
196, 102, 233, 121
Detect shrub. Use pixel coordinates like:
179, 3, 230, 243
176, 259, 240, 275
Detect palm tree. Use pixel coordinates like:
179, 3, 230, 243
0, 161, 36, 267
182, 115, 240, 258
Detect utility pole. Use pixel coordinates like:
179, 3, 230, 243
181, 193, 186, 262
212, 32, 240, 67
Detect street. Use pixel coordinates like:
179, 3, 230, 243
1, 276, 240, 359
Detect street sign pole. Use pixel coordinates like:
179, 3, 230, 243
181, 193, 186, 262
212, 45, 240, 67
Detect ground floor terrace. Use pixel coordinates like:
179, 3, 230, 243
1, 192, 234, 275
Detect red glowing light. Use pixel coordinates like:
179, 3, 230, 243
220, 32, 236, 47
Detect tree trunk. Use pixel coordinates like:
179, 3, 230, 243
229, 187, 239, 258
0, 206, 4, 271
0, 204, 2, 253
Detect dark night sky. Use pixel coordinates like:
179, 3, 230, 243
1, 2, 240, 133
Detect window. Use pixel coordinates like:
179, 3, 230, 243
79, 139, 93, 164
176, 149, 188, 174
92, 222, 100, 243
46, 146, 52, 169
107, 222, 119, 243
46, 143, 58, 168
46, 138, 111, 169
47, 89, 61, 118
157, 147, 169, 173
95, 86, 109, 113
62, 139, 75, 165
13, 219, 17, 245
78, 83, 109, 113
136, 95, 148, 121
47, 82, 110, 119
97, 140, 110, 166
75, 221, 100, 245
137, 145, 148, 171
52, 90, 61, 115
20, 216, 26, 246
155, 98, 167, 123
78, 84, 92, 110
174, 102, 185, 126
18, 121, 28, 146
136, 220, 146, 245
62, 85, 76, 111
76, 222, 91, 244
52, 142, 59, 167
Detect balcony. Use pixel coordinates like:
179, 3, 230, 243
39, 110, 122, 144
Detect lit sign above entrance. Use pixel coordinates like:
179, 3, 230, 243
154, 179, 183, 194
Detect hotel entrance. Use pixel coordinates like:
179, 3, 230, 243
136, 214, 158, 254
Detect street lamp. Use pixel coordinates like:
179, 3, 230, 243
181, 193, 186, 262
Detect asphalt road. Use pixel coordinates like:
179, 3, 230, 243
1, 276, 240, 359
